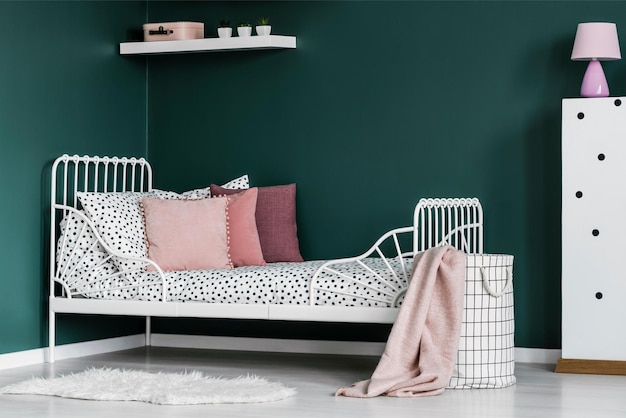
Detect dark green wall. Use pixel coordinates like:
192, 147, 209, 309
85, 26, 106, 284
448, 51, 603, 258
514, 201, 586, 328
4, 1, 625, 357
0, 1, 147, 355
147, 1, 626, 349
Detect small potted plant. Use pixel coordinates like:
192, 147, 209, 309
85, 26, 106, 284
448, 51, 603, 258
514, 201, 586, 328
217, 19, 232, 38
255, 17, 271, 36
237, 22, 252, 37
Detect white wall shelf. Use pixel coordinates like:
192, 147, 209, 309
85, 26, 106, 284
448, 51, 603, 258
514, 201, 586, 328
119, 35, 296, 55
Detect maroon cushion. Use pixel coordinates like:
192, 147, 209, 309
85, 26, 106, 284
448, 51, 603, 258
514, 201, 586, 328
210, 183, 303, 263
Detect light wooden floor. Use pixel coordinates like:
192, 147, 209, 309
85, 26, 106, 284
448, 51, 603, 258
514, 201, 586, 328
0, 347, 625, 417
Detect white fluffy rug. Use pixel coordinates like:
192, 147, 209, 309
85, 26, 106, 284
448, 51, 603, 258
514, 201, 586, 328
0, 367, 296, 405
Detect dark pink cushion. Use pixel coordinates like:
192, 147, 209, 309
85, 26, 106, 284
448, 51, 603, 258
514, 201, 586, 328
210, 183, 303, 263
212, 188, 266, 267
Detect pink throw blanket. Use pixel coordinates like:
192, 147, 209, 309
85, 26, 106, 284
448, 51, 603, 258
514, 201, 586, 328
336, 246, 466, 398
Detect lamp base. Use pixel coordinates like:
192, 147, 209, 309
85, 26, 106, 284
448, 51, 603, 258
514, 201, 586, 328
580, 60, 610, 97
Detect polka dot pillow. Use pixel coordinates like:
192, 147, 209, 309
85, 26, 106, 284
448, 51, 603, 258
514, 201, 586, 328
77, 191, 158, 273
56, 208, 118, 292
176, 175, 250, 199
221, 174, 250, 190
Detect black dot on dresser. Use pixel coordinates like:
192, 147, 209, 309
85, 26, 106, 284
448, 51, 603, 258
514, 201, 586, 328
577, 112, 585, 119
598, 153, 606, 161
592, 229, 600, 236
615, 99, 622, 106
575, 191, 583, 198
595, 292, 603, 300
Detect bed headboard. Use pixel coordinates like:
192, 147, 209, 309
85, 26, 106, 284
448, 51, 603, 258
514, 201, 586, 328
49, 154, 153, 287
51, 154, 153, 207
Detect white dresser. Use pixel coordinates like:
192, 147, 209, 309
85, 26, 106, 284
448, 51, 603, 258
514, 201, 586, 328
559, 97, 626, 374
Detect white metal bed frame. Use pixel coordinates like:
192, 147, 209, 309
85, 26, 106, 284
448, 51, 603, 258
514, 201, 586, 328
48, 154, 483, 363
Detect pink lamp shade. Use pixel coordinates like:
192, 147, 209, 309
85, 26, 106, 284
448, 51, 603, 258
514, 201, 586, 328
571, 22, 621, 98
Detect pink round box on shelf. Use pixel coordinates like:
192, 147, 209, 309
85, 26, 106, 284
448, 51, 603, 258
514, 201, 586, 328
143, 22, 204, 42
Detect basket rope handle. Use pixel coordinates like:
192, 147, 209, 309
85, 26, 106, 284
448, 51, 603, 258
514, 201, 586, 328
479, 266, 513, 298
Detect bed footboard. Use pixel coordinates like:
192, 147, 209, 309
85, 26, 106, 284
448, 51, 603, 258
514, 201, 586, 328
310, 226, 414, 308
309, 198, 483, 308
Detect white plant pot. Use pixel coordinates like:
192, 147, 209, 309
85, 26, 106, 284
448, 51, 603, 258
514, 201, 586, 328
237, 26, 252, 37
255, 25, 271, 36
217, 27, 232, 38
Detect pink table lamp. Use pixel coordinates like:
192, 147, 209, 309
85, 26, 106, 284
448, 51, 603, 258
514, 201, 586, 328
571, 22, 621, 97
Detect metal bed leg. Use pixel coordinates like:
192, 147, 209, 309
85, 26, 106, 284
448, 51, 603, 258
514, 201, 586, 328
145, 316, 151, 346
48, 309, 55, 363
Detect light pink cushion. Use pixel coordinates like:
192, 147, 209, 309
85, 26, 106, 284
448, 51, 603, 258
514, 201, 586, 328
142, 197, 232, 271
211, 183, 303, 263
213, 188, 266, 267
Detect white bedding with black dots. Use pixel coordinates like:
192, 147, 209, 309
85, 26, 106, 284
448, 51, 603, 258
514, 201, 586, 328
70, 259, 413, 307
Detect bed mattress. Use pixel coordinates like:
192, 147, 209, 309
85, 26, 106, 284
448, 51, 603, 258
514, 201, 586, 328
71, 258, 413, 307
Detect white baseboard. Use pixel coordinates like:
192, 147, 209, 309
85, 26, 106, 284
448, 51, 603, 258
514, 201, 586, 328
0, 335, 145, 371
151, 334, 563, 364
515, 347, 562, 365
150, 334, 387, 356
0, 334, 562, 370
